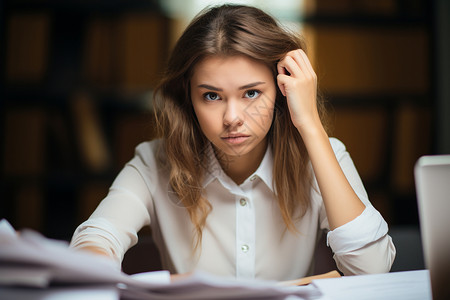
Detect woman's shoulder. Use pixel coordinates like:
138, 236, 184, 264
131, 138, 167, 167
134, 138, 163, 153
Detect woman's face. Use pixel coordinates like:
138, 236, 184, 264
190, 55, 276, 159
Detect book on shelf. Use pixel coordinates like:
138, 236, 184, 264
70, 92, 111, 173
6, 12, 50, 83
83, 13, 169, 92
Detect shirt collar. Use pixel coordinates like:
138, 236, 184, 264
202, 142, 274, 192
254, 145, 274, 192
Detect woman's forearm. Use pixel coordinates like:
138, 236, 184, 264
299, 123, 365, 230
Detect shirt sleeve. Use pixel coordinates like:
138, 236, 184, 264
70, 147, 153, 265
319, 138, 396, 275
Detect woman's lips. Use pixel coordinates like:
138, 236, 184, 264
221, 135, 250, 144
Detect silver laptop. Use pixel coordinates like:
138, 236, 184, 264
414, 155, 450, 300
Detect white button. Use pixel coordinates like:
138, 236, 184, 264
241, 244, 249, 253
250, 175, 257, 181
239, 198, 247, 206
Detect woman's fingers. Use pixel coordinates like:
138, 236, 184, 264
298, 49, 316, 76
278, 49, 315, 80
276, 48, 319, 130
276, 73, 289, 96
277, 49, 316, 97
277, 51, 305, 96
170, 272, 193, 282
277, 55, 300, 78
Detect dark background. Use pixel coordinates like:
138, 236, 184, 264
1, 0, 449, 273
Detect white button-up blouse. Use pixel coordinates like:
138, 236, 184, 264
70, 138, 396, 281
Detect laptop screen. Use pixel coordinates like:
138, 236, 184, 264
414, 155, 450, 300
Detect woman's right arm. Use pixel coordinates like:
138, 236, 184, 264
70, 153, 153, 265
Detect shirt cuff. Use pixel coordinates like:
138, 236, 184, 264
326, 206, 388, 254
70, 217, 136, 264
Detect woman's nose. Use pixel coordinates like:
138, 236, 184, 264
223, 99, 244, 127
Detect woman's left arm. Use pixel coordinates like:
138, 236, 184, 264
278, 49, 395, 275
277, 49, 365, 230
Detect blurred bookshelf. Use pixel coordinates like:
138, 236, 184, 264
0, 0, 438, 242
1, 0, 166, 239
302, 0, 433, 227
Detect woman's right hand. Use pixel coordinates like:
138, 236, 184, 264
170, 272, 193, 282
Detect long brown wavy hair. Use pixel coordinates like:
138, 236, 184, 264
153, 4, 328, 249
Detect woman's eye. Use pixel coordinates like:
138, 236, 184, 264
203, 92, 221, 101
244, 90, 261, 99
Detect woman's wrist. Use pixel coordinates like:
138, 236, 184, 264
295, 118, 328, 143
77, 245, 112, 258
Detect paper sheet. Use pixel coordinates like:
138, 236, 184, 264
312, 269, 432, 300
0, 285, 119, 300
120, 271, 322, 300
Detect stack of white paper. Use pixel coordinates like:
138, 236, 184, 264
0, 219, 168, 287
312, 269, 432, 300
0, 219, 320, 299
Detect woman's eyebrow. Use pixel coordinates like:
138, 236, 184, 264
197, 84, 222, 91
197, 81, 266, 92
239, 81, 265, 90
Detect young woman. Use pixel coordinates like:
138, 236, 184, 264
70, 4, 395, 281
